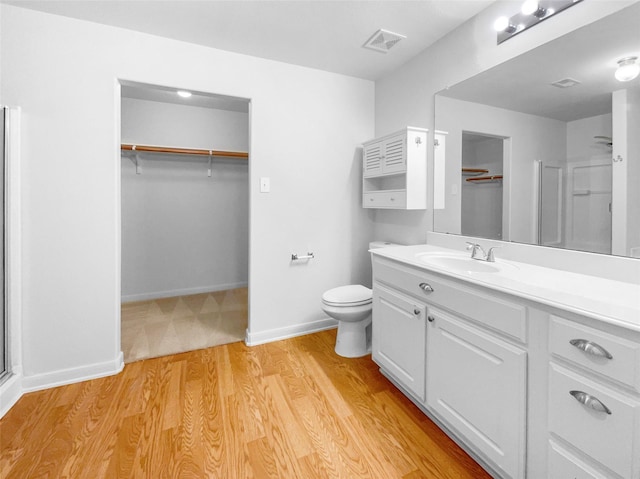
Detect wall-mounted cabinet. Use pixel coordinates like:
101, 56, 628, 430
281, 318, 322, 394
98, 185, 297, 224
362, 127, 427, 209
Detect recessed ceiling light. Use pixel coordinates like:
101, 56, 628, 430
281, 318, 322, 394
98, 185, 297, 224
177, 90, 192, 98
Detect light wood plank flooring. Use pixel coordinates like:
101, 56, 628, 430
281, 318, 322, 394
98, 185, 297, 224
0, 330, 491, 479
121, 288, 248, 363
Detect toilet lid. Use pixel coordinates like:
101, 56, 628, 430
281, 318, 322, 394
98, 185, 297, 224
322, 285, 372, 305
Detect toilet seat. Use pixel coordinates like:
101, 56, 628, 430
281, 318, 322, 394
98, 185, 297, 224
321, 285, 372, 307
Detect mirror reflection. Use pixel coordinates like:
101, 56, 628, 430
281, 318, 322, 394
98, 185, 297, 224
434, 2, 640, 258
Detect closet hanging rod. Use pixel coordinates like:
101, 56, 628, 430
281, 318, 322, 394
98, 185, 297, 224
466, 175, 503, 183
121, 144, 248, 159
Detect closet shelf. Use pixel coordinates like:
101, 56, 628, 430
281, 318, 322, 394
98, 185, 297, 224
121, 143, 248, 159
121, 143, 248, 176
461, 168, 489, 176
466, 175, 503, 183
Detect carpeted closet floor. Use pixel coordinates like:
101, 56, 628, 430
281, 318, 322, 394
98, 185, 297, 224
121, 287, 248, 363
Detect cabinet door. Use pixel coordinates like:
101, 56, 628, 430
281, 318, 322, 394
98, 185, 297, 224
381, 134, 406, 174
363, 140, 383, 177
372, 284, 427, 401
426, 309, 527, 479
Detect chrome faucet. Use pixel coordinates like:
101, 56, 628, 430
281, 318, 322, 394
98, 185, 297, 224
466, 242, 500, 262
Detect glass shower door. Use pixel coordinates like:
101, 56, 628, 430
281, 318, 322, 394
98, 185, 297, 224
0, 107, 6, 383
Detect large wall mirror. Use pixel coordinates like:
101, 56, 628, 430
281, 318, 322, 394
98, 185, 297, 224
434, 2, 640, 258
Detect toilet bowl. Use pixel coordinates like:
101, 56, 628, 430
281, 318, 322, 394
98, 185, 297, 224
322, 285, 373, 358
321, 241, 399, 358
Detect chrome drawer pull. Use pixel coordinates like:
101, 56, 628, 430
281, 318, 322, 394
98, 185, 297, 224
569, 390, 612, 415
418, 282, 434, 292
569, 339, 613, 360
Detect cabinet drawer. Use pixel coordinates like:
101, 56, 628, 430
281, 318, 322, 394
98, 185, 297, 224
550, 315, 640, 392
363, 191, 407, 208
373, 257, 527, 342
548, 441, 611, 479
548, 363, 640, 479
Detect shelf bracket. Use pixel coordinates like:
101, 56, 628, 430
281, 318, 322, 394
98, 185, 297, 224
208, 151, 212, 178
128, 146, 142, 175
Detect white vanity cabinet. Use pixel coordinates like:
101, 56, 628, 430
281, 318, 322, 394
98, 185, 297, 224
370, 245, 640, 479
547, 315, 640, 479
362, 127, 427, 209
371, 255, 527, 478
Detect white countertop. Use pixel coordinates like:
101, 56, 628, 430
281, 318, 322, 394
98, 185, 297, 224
371, 244, 640, 333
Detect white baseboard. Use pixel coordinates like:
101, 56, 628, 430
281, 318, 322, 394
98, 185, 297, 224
21, 352, 124, 393
121, 282, 248, 303
245, 318, 338, 346
0, 373, 23, 419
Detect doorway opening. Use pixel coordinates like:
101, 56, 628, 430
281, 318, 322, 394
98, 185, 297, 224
461, 132, 505, 241
119, 81, 250, 363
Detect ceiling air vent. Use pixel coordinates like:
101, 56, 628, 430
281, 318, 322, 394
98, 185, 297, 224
363, 29, 406, 53
550, 78, 581, 88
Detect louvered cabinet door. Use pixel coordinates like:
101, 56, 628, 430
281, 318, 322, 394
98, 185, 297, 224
363, 140, 383, 177
381, 134, 406, 174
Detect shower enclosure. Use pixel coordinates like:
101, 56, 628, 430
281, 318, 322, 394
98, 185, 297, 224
538, 153, 613, 255
0, 108, 7, 383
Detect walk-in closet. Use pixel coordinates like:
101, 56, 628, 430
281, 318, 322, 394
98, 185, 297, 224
120, 82, 249, 362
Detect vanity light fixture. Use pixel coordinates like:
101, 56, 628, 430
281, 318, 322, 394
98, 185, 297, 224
177, 90, 192, 98
495, 0, 583, 44
615, 56, 640, 82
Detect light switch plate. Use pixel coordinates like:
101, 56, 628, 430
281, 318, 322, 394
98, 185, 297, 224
260, 177, 270, 193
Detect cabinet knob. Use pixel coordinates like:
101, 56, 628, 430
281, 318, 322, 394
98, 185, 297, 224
413, 308, 421, 316
427, 316, 435, 323
419, 282, 434, 292
569, 339, 613, 359
569, 390, 612, 415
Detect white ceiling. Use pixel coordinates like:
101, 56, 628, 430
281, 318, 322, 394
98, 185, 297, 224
2, 0, 494, 81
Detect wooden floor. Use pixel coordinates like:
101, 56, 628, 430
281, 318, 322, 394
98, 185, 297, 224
0, 330, 491, 479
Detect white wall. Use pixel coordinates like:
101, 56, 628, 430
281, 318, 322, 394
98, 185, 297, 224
0, 5, 375, 389
373, 0, 636, 245
434, 97, 566, 244
121, 98, 249, 301
566, 113, 612, 161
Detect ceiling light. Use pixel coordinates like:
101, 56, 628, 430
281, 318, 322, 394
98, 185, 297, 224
177, 90, 192, 98
615, 57, 640, 82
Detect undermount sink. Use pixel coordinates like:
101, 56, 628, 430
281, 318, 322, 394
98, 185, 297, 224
416, 253, 505, 273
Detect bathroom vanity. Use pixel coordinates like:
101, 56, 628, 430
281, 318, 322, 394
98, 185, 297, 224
370, 242, 640, 479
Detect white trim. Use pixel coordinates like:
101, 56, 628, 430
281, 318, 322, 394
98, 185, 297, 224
0, 107, 23, 420
245, 317, 338, 346
0, 373, 22, 419
121, 281, 248, 303
21, 353, 124, 393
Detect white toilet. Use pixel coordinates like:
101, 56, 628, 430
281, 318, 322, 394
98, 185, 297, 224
321, 241, 398, 358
